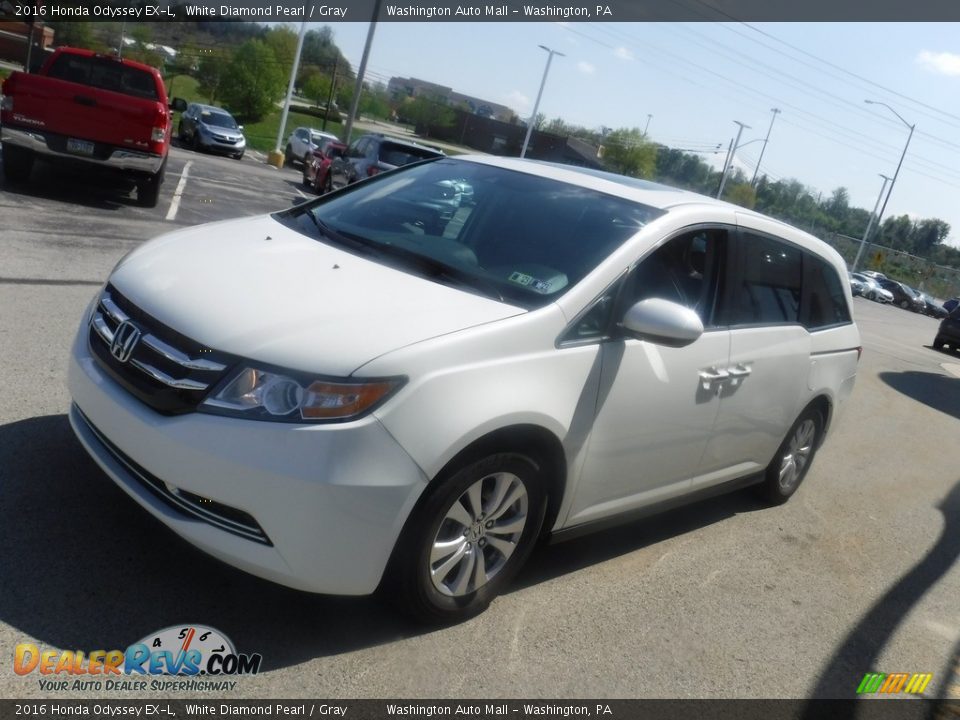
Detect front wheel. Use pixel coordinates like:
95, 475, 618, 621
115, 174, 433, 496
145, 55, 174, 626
934, 336, 946, 350
756, 407, 822, 506
385, 453, 546, 624
901, 300, 910, 309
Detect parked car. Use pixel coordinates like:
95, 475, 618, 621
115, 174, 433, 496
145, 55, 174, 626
850, 273, 893, 303
860, 270, 888, 281
67, 156, 860, 623
934, 306, 960, 351
329, 133, 444, 190
0, 46, 177, 207
916, 292, 948, 318
285, 127, 339, 166
178, 103, 246, 159
302, 138, 347, 194
848, 273, 865, 296
943, 297, 959, 313
878, 278, 925, 312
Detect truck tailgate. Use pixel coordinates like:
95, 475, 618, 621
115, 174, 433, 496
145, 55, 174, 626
5, 73, 164, 152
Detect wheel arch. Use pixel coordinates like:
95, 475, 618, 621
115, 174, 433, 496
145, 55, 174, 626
803, 393, 833, 448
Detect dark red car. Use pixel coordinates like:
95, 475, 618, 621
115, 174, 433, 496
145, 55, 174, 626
301, 138, 347, 194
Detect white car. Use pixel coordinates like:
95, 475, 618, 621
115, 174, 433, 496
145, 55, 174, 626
285, 127, 339, 165
68, 157, 861, 623
851, 272, 894, 303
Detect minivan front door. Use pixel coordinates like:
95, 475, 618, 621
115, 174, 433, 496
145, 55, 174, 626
566, 227, 732, 527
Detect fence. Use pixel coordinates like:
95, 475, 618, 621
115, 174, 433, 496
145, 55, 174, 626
822, 233, 960, 302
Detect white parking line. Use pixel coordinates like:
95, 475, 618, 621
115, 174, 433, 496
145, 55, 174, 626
165, 160, 193, 221
295, 187, 309, 199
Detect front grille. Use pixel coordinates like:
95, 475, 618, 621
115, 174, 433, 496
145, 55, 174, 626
75, 406, 271, 545
88, 285, 235, 414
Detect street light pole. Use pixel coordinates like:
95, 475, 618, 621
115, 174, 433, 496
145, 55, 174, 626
751, 107, 780, 185
520, 45, 565, 158
272, 20, 308, 167
717, 120, 750, 199
863, 99, 915, 251
644, 114, 652, 135
852, 174, 892, 271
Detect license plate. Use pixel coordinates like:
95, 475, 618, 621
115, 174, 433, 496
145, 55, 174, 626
66, 138, 95, 156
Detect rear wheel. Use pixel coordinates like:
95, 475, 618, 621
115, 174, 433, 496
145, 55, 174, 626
384, 453, 546, 624
756, 407, 822, 506
136, 160, 165, 208
900, 300, 910, 309
2, 144, 34, 183
934, 336, 946, 350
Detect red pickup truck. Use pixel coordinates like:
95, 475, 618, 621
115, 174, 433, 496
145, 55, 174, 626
0, 47, 183, 207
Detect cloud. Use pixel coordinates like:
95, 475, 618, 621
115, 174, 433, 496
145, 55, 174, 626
577, 61, 595, 75
614, 46, 634, 61
916, 50, 960, 76
504, 90, 531, 114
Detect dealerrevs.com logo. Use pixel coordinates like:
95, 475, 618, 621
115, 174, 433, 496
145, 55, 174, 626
14, 625, 263, 692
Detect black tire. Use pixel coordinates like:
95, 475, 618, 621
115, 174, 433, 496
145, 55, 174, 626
284, 145, 293, 166
234, 151, 244, 160
177, 122, 185, 141
2, 144, 34, 183
756, 407, 823, 506
136, 161, 165, 208
322, 174, 333, 195
934, 336, 946, 350
302, 167, 312, 189
384, 452, 547, 625
900, 300, 910, 309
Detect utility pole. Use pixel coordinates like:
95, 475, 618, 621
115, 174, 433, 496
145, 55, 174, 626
751, 107, 780, 185
271, 20, 308, 168
520, 45, 565, 158
322, 56, 339, 132
717, 120, 750, 199
863, 100, 915, 255
852, 174, 892, 271
344, 0, 383, 145
643, 114, 652, 135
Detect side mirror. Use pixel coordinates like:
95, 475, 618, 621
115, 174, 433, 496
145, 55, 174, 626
621, 298, 704, 348
238, 125, 244, 131
170, 97, 187, 113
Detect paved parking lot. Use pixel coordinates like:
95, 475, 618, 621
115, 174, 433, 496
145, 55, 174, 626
1, 145, 958, 702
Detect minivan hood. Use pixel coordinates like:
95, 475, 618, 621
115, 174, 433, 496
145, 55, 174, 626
110, 215, 525, 376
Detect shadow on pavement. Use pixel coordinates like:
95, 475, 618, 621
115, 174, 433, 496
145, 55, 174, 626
0, 161, 138, 210
800, 479, 960, 708
878, 370, 960, 422
0, 413, 772, 670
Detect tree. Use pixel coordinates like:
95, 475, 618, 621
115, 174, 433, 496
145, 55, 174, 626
725, 182, 757, 209
910, 218, 951, 255
196, 48, 231, 104
219, 40, 286, 121
602, 128, 657, 178
264, 26, 298, 77
402, 95, 455, 137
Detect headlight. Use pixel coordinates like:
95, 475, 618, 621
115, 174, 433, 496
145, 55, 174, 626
200, 366, 403, 423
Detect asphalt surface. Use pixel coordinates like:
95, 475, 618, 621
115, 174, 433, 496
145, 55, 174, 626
1, 145, 959, 702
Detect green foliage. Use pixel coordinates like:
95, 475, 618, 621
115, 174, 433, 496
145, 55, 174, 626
602, 128, 657, 179
196, 49, 232, 105
725, 182, 757, 209
264, 26, 298, 78
360, 83, 393, 121
219, 40, 285, 122
299, 66, 332, 107
402, 95, 455, 137
241, 109, 342, 152
48, 21, 98, 51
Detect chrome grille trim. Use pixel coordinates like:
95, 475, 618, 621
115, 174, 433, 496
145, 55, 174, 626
129, 359, 210, 391
89, 289, 228, 393
140, 334, 226, 371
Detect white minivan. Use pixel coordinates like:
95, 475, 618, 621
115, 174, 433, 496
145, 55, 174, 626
68, 156, 860, 622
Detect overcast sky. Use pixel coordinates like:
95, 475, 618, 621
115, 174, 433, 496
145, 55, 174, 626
305, 21, 960, 246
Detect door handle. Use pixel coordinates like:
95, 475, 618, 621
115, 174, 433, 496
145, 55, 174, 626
727, 364, 752, 378
698, 367, 729, 390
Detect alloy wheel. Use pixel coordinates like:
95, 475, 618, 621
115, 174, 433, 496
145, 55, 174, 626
778, 419, 816, 491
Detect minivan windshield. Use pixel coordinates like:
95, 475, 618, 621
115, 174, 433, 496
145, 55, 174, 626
276, 158, 663, 307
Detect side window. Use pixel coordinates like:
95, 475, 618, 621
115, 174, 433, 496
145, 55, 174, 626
626, 228, 725, 327
802, 254, 851, 329
349, 139, 367, 158
729, 232, 802, 325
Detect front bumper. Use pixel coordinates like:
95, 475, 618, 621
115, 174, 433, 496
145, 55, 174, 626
198, 133, 246, 155
1, 125, 165, 175
67, 324, 428, 595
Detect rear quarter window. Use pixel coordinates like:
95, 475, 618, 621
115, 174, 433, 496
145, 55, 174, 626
801, 255, 851, 329
379, 142, 442, 166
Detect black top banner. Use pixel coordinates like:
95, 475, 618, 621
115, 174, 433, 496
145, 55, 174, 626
4, 0, 960, 22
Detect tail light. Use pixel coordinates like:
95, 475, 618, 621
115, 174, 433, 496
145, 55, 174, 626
367, 165, 380, 177
149, 105, 168, 154
0, 95, 11, 112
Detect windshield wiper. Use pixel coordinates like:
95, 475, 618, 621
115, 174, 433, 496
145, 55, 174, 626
356, 237, 506, 303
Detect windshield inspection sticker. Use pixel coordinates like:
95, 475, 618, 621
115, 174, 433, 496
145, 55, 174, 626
508, 272, 554, 294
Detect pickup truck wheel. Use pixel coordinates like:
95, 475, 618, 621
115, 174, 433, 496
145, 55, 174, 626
136, 162, 165, 208
2, 144, 34, 183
